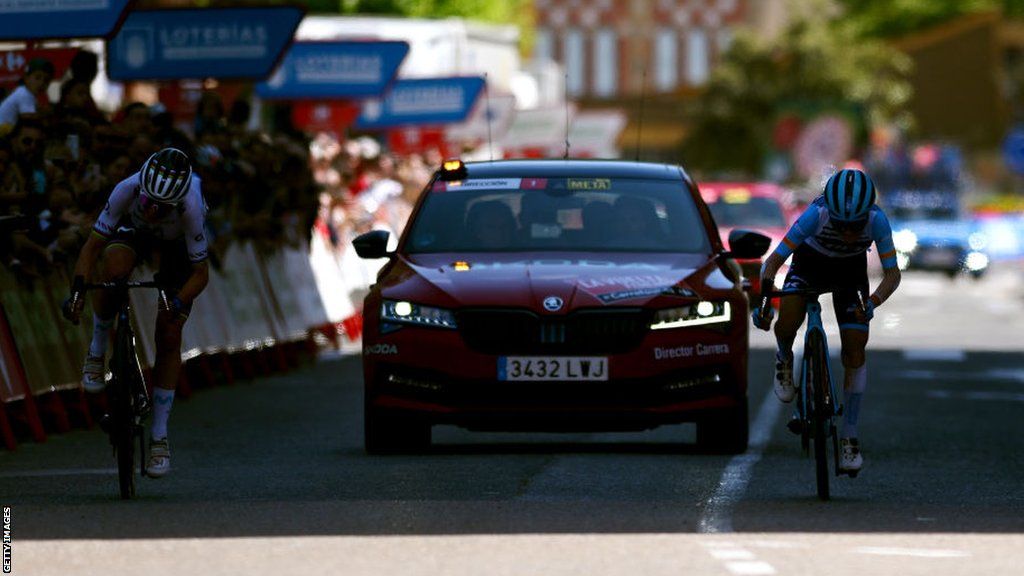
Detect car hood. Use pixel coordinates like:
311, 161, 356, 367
380, 252, 732, 309
893, 219, 977, 245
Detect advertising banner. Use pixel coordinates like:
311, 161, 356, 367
256, 41, 408, 100
0, 47, 79, 89
106, 6, 303, 81
354, 76, 484, 130
291, 101, 360, 134
0, 0, 132, 40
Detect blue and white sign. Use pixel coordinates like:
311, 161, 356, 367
1003, 126, 1024, 175
256, 41, 409, 100
0, 0, 132, 40
106, 7, 303, 81
354, 76, 485, 130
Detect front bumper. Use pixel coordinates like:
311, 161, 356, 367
363, 322, 748, 431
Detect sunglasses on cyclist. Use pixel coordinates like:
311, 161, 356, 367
832, 218, 867, 233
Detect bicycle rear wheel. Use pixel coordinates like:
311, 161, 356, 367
807, 330, 831, 501
112, 321, 136, 499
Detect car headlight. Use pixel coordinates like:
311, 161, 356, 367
893, 229, 918, 253
381, 300, 457, 329
965, 251, 989, 271
651, 301, 731, 330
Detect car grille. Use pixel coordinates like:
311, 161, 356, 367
457, 308, 652, 355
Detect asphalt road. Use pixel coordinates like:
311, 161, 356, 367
2, 266, 1023, 575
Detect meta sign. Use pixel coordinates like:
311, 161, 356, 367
256, 41, 409, 100
106, 6, 303, 81
354, 76, 485, 130
0, 0, 132, 40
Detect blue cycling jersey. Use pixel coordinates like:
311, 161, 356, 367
773, 196, 898, 269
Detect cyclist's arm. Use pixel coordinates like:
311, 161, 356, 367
759, 206, 817, 292
869, 211, 901, 307
176, 183, 210, 304
72, 179, 133, 281
176, 260, 209, 304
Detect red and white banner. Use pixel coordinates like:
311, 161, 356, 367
0, 48, 79, 89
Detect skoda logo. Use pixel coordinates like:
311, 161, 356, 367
543, 296, 564, 312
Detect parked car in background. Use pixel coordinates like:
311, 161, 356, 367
885, 189, 989, 279
698, 182, 797, 294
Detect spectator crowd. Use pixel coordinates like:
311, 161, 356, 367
0, 50, 434, 292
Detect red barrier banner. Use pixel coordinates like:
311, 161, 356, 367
0, 303, 27, 403
0, 48, 79, 89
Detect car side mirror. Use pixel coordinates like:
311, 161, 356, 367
722, 229, 772, 259
353, 230, 393, 259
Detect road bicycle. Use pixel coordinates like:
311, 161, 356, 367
759, 287, 862, 500
68, 280, 161, 499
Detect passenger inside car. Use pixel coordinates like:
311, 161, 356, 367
611, 196, 666, 248
466, 199, 518, 249
582, 200, 614, 245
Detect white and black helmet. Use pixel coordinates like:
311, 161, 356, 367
139, 147, 193, 204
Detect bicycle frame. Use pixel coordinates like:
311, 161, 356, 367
797, 300, 842, 432
85, 281, 160, 499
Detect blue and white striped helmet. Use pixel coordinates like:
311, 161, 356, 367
140, 147, 193, 205
824, 168, 876, 222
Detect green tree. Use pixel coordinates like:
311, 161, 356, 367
839, 0, 1024, 38
340, 0, 534, 52
681, 6, 912, 176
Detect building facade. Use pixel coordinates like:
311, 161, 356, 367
532, 0, 752, 98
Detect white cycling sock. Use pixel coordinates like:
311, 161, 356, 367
151, 388, 175, 440
88, 315, 114, 359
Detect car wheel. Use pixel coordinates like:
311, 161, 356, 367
945, 269, 958, 280
364, 404, 432, 455
696, 396, 749, 454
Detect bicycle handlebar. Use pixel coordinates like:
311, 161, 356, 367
82, 281, 162, 290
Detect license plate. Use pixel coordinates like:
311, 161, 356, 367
498, 356, 609, 381
920, 248, 957, 267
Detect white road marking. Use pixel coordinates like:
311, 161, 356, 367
927, 390, 1024, 402
748, 540, 809, 550
901, 369, 1024, 383
854, 546, 971, 559
725, 561, 777, 575
700, 542, 777, 576
0, 468, 117, 478
902, 349, 966, 362
709, 548, 755, 560
698, 352, 795, 534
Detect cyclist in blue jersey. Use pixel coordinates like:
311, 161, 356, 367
752, 168, 901, 474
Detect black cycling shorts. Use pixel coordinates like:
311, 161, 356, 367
782, 243, 869, 331
104, 226, 195, 316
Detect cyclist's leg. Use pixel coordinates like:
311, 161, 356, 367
148, 242, 192, 460
833, 265, 870, 472
83, 243, 137, 390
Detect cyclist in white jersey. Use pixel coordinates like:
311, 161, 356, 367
64, 148, 209, 478
752, 168, 901, 474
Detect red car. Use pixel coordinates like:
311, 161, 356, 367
354, 160, 770, 454
699, 182, 797, 295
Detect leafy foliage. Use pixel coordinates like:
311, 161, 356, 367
681, 5, 913, 176
838, 0, 1024, 38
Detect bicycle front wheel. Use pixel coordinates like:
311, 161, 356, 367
111, 323, 136, 499
807, 330, 831, 501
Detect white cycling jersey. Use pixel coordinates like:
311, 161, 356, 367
93, 171, 209, 263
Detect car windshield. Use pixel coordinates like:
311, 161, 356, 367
707, 197, 787, 228
404, 177, 710, 253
